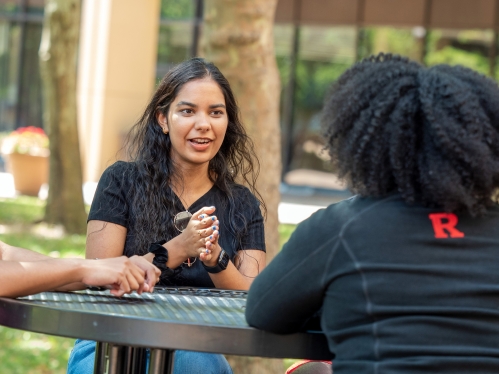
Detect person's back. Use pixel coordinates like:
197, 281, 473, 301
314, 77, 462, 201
298, 195, 499, 372
246, 54, 499, 373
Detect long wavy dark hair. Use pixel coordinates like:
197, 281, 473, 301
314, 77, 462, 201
322, 53, 499, 215
121, 57, 265, 256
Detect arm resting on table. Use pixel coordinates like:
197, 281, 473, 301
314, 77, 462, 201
245, 209, 335, 333
0, 240, 159, 298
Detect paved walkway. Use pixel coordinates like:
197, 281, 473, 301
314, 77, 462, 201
0, 170, 351, 225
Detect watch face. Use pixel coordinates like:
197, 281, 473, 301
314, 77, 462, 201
219, 250, 230, 269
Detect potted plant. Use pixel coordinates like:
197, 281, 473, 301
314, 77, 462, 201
1, 126, 50, 196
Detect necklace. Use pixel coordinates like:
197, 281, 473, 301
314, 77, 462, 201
174, 193, 196, 267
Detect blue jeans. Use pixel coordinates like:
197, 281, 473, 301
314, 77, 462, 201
67, 339, 233, 374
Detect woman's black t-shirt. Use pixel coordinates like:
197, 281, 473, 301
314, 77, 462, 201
88, 161, 266, 288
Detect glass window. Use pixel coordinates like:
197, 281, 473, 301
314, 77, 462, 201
360, 27, 425, 62
0, 20, 20, 132
160, 0, 195, 20
289, 26, 356, 173
156, 23, 194, 81
18, 23, 42, 129
0, 3, 43, 133
359, 27, 495, 77
27, 0, 44, 15
156, 0, 198, 82
0, 0, 19, 15
426, 29, 493, 76
274, 24, 294, 82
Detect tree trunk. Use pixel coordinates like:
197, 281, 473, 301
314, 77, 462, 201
201, 1, 283, 373
39, 0, 87, 234
201, 0, 281, 259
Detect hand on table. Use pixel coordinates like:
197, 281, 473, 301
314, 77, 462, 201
129, 255, 161, 292
80, 256, 159, 297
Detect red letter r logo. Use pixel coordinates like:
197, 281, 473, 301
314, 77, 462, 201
428, 213, 465, 239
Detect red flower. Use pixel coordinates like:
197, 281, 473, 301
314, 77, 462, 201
1, 127, 49, 156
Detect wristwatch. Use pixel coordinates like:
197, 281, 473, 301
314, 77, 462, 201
202, 249, 230, 274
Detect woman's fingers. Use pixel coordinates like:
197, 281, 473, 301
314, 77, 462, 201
195, 218, 218, 232
110, 275, 130, 297
192, 206, 216, 220
182, 207, 220, 259
196, 222, 219, 237
110, 285, 125, 297
204, 230, 220, 244
109, 258, 145, 296
126, 268, 142, 294
129, 255, 160, 292
128, 264, 146, 294
200, 250, 213, 262
198, 215, 217, 226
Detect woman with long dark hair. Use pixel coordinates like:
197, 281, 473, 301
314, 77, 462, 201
247, 54, 499, 373
69, 57, 266, 374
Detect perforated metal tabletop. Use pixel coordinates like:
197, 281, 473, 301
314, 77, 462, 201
0, 287, 330, 360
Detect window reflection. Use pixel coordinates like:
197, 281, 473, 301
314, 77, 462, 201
0, 0, 18, 15
17, 23, 42, 129
426, 29, 494, 76
157, 23, 194, 81
0, 20, 19, 132
285, 26, 356, 174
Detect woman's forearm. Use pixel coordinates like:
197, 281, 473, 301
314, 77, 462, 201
206, 261, 254, 290
0, 241, 50, 262
0, 258, 88, 298
205, 249, 266, 291
0, 239, 159, 298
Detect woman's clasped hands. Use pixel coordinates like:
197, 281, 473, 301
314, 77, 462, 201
181, 206, 221, 264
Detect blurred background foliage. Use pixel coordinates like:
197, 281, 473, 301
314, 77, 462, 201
160, 0, 193, 19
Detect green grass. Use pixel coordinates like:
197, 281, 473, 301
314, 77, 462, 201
0, 195, 299, 373
279, 223, 296, 248
0, 196, 87, 373
0, 232, 86, 258
0, 329, 74, 374
0, 196, 45, 224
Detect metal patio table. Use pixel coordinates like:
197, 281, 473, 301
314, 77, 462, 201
0, 287, 330, 374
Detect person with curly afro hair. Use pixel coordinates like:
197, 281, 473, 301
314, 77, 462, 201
246, 53, 499, 374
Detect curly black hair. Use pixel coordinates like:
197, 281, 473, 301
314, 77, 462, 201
321, 53, 499, 215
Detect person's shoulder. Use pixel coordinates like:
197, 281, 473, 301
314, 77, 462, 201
105, 161, 136, 173
307, 194, 412, 234
97, 161, 138, 191
101, 161, 137, 179
229, 184, 260, 204
230, 183, 252, 195
300, 194, 388, 230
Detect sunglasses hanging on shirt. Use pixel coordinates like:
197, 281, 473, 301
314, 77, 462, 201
174, 211, 192, 232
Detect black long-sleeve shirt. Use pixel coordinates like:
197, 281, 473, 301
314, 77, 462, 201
246, 194, 499, 373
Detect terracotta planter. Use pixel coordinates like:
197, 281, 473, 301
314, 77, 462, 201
5, 153, 49, 196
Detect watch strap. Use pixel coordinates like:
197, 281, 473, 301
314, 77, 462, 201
202, 249, 229, 274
